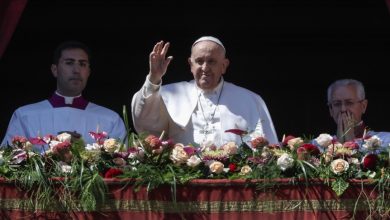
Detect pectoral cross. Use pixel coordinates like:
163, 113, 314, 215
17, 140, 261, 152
199, 128, 212, 135
199, 124, 216, 139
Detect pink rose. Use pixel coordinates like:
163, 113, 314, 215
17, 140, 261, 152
251, 137, 269, 149
343, 141, 359, 150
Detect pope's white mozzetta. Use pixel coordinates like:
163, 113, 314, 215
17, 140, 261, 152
132, 77, 278, 146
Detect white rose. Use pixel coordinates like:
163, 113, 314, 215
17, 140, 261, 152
209, 161, 224, 174
86, 143, 102, 151
170, 144, 189, 164
314, 133, 333, 148
57, 133, 72, 142
59, 161, 72, 173
362, 135, 382, 151
277, 153, 294, 171
222, 142, 238, 155
103, 138, 119, 153
330, 158, 349, 175
239, 165, 252, 175
186, 155, 202, 167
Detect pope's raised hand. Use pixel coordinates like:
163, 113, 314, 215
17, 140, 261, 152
149, 41, 173, 84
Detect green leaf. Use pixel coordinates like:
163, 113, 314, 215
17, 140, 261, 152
331, 177, 349, 196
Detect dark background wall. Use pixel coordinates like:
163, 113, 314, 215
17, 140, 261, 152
1, 0, 390, 141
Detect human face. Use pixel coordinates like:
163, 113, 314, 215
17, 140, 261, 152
328, 85, 367, 123
188, 41, 229, 91
51, 48, 90, 96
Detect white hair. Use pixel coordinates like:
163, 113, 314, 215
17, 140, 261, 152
327, 79, 365, 103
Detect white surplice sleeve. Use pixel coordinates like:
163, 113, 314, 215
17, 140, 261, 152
1, 109, 25, 146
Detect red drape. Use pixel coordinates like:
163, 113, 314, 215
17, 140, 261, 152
387, 0, 390, 12
0, 0, 28, 59
1, 178, 387, 220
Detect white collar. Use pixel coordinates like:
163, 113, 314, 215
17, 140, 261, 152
55, 91, 82, 104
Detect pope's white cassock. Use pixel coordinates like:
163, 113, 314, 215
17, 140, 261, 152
132, 76, 279, 147
1, 93, 126, 148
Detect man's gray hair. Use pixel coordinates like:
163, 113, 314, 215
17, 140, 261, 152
327, 79, 365, 103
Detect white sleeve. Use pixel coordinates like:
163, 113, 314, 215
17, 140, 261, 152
108, 114, 127, 142
1, 109, 26, 146
131, 76, 169, 135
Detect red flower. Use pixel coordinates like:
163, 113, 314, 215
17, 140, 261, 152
52, 141, 72, 155
89, 131, 108, 144
250, 137, 269, 149
225, 129, 247, 136
104, 168, 123, 178
162, 139, 174, 149
12, 136, 28, 144
343, 141, 359, 150
145, 135, 162, 149
297, 147, 308, 160
297, 144, 320, 160
282, 135, 296, 146
183, 146, 197, 156
301, 143, 320, 155
29, 137, 47, 145
228, 163, 237, 172
362, 154, 378, 170
12, 136, 28, 148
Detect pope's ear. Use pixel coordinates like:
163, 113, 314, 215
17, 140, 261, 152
222, 58, 230, 74
224, 58, 230, 68
51, 64, 58, 78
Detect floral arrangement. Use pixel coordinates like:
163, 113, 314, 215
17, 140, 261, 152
0, 128, 389, 213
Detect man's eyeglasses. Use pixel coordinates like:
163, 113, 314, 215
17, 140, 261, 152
328, 100, 364, 109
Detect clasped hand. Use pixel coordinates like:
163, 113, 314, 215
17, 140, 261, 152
337, 111, 358, 143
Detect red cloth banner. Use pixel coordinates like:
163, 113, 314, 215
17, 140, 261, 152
0, 178, 388, 220
0, 0, 28, 59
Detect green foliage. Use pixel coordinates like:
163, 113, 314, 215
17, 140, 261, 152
1, 130, 390, 217
0, 139, 108, 211
331, 177, 350, 196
